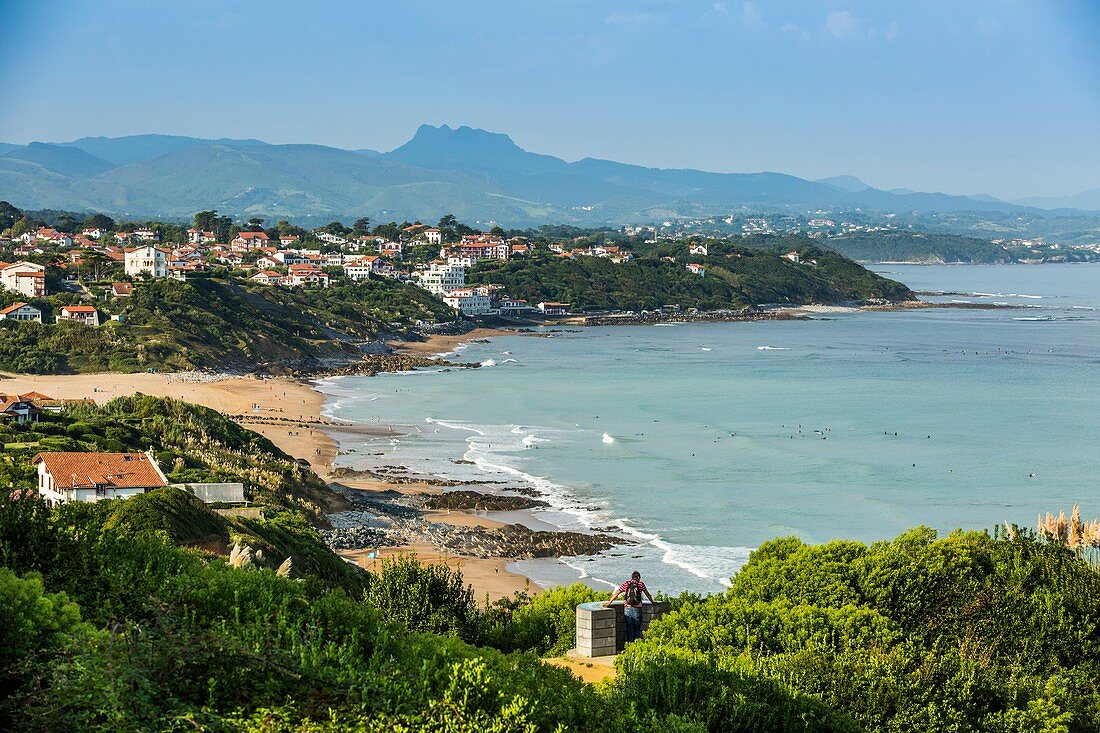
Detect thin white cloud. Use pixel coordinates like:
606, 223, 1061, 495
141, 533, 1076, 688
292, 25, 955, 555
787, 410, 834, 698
742, 2, 763, 27
825, 10, 861, 39
884, 21, 900, 42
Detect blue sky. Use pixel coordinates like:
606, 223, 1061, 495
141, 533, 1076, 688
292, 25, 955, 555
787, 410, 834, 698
1, 0, 1098, 199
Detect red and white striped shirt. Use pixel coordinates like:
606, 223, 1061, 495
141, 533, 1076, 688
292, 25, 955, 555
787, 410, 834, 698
616, 581, 646, 598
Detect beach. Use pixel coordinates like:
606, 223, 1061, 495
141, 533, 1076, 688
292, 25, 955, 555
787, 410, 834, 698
389, 327, 513, 356
0, 330, 542, 602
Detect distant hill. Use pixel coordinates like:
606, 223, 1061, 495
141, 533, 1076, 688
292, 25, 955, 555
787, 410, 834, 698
2, 142, 116, 178
0, 125, 1047, 225
1015, 188, 1100, 212
819, 231, 1014, 264
61, 133, 268, 167
817, 175, 872, 193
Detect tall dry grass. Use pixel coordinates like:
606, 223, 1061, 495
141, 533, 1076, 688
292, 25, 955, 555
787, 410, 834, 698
1035, 504, 1100, 566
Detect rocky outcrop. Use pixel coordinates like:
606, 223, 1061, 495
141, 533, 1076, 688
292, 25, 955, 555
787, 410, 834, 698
426, 522, 626, 559
322, 354, 479, 377
321, 485, 627, 557
423, 490, 548, 511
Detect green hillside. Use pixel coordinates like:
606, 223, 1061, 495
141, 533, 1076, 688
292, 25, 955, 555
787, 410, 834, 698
820, 230, 1015, 263
0, 393, 1098, 730
0, 275, 453, 374
470, 242, 913, 311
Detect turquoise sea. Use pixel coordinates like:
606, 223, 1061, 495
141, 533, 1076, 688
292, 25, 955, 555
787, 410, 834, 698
319, 264, 1100, 595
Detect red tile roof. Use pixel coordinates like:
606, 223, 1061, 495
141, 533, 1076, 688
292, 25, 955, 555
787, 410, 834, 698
34, 452, 167, 489
0, 302, 31, 315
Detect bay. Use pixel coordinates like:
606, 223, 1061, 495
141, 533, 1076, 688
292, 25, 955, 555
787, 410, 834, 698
319, 264, 1100, 594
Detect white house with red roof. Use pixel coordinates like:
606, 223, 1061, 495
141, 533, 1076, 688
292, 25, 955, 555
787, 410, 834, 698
537, 302, 570, 315
0, 261, 47, 297
34, 450, 169, 504
344, 256, 380, 281
250, 270, 284, 285
285, 264, 330, 288
443, 288, 492, 316
0, 302, 42, 323
686, 263, 707, 276
57, 305, 100, 327
231, 231, 270, 251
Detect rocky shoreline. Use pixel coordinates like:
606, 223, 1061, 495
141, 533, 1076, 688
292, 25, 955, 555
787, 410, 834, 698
321, 484, 627, 560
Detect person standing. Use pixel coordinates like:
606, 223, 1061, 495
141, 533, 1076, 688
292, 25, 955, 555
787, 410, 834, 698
604, 571, 654, 643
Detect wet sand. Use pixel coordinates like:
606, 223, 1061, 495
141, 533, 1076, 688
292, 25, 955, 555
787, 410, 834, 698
389, 327, 513, 357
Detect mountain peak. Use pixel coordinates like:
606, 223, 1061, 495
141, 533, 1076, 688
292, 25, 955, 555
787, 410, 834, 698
406, 123, 522, 151
817, 175, 871, 193
387, 124, 564, 175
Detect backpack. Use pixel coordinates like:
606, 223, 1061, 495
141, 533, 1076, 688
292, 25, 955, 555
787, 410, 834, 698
625, 580, 641, 606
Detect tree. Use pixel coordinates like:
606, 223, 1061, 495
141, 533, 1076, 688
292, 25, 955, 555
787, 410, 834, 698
212, 215, 233, 243
438, 214, 476, 243
0, 202, 23, 231
83, 213, 115, 231
490, 226, 505, 236
193, 211, 218, 231
320, 221, 349, 236
55, 213, 79, 234
352, 217, 371, 236
81, 249, 111, 282
372, 221, 401, 242
246, 217, 264, 231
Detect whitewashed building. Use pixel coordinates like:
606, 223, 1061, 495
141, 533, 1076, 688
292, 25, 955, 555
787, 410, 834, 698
35, 451, 169, 505
443, 288, 492, 316
417, 262, 465, 295
124, 245, 169, 278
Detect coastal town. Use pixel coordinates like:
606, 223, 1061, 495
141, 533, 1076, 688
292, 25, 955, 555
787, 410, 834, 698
0, 208, 838, 326
0, 214, 684, 321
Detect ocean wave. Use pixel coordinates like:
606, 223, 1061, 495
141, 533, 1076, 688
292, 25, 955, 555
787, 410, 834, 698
700, 347, 712, 351
1012, 316, 1058, 322
972, 292, 1044, 299
480, 358, 497, 367
425, 417, 751, 588
756, 345, 790, 351
501, 358, 519, 363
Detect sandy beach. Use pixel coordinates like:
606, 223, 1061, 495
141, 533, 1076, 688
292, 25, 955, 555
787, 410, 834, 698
389, 327, 514, 356
0, 371, 339, 473
0, 329, 539, 602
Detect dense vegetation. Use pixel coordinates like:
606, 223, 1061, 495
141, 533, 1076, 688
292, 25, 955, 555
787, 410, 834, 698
620, 528, 1100, 732
0, 397, 1097, 730
471, 242, 912, 311
0, 395, 340, 520
0, 275, 453, 374
818, 230, 1015, 263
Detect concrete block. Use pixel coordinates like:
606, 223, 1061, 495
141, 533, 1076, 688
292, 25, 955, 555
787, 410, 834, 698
576, 623, 614, 636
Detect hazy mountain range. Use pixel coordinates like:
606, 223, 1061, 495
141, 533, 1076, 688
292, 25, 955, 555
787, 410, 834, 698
0, 125, 1094, 225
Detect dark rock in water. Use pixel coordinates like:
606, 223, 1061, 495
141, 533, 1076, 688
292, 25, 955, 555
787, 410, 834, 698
428, 522, 627, 560
325, 354, 479, 377
424, 490, 548, 512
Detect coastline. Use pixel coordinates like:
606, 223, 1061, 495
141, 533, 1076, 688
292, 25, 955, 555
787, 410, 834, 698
4, 297, 1009, 601
0, 329, 540, 603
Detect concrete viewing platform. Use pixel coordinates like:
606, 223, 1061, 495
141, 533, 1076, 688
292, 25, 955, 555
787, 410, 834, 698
575, 600, 670, 658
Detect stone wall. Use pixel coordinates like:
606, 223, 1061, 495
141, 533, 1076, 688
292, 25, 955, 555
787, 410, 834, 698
575, 600, 670, 657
